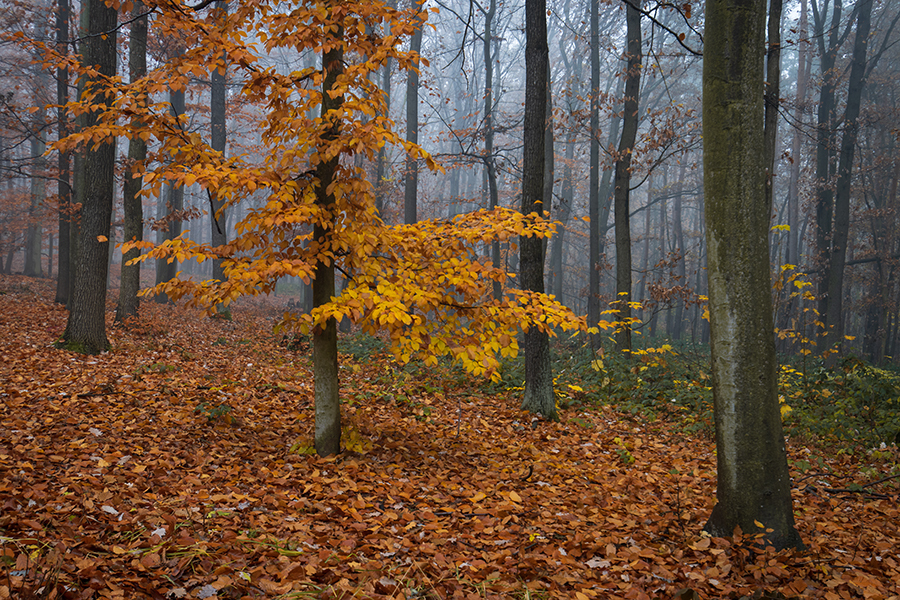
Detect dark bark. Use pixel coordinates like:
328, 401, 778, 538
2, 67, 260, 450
60, 0, 118, 354
116, 0, 148, 324
812, 0, 842, 328
210, 0, 228, 284
587, 0, 601, 347
520, 0, 555, 420
702, 0, 803, 551
823, 0, 874, 359
763, 0, 783, 218
613, 0, 642, 352
55, 0, 71, 305
403, 1, 425, 225
155, 86, 186, 304
313, 13, 344, 457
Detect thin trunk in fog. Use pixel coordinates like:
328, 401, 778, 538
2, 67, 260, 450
613, 0, 642, 352
155, 84, 186, 304
404, 1, 425, 225
587, 0, 601, 347
54, 0, 71, 304
787, 0, 809, 267
811, 0, 842, 327
116, 0, 148, 324
211, 0, 228, 285
25, 111, 46, 278
824, 0, 874, 359
520, 0, 555, 420
764, 0, 784, 218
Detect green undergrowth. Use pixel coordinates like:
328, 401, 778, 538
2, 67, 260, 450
331, 331, 899, 451
486, 338, 900, 451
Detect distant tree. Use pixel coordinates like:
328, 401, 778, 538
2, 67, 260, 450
612, 0, 641, 352
520, 0, 555, 420
116, 0, 149, 324
702, 0, 804, 550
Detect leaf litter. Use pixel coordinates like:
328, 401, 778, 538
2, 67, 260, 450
0, 276, 898, 599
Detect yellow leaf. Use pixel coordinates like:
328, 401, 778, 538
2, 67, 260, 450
96, 235, 108, 242
508, 491, 522, 503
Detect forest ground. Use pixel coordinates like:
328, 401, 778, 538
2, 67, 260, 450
0, 274, 898, 600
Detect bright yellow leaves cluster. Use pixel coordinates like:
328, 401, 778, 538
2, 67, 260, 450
50, 0, 593, 380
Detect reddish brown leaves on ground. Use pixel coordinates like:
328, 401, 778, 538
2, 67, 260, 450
1, 275, 898, 599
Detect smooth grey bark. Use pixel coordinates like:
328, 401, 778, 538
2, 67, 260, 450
613, 0, 642, 352
25, 115, 46, 278
786, 0, 809, 268
313, 17, 344, 457
116, 0, 148, 324
520, 0, 555, 421
823, 0, 874, 359
480, 0, 501, 300
55, 0, 71, 304
671, 164, 687, 340
702, 0, 803, 550
60, 0, 118, 354
587, 0, 601, 348
155, 85, 186, 304
403, 1, 425, 225
210, 0, 228, 284
374, 1, 393, 218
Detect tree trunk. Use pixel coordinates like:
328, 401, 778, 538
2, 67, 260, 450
54, 0, 71, 305
60, 0, 118, 354
155, 86, 186, 304
812, 0, 842, 331
702, 0, 803, 551
116, 0, 148, 324
823, 0, 874, 360
403, 1, 425, 225
763, 0, 783, 218
587, 0, 601, 347
211, 0, 228, 286
613, 0, 642, 352
25, 118, 46, 278
313, 13, 344, 457
520, 0, 555, 421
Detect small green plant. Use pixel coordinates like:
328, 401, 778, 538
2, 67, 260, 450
195, 402, 234, 423
338, 332, 385, 361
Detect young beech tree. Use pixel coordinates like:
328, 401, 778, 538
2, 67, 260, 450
47, 0, 591, 455
703, 0, 804, 549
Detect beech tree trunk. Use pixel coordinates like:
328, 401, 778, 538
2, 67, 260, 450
314, 14, 344, 457
25, 117, 45, 278
613, 0, 642, 352
60, 0, 118, 354
702, 0, 803, 550
403, 1, 425, 225
823, 0, 874, 360
520, 0, 555, 421
210, 0, 228, 286
587, 0, 601, 347
116, 0, 148, 324
155, 85, 186, 304
54, 0, 71, 305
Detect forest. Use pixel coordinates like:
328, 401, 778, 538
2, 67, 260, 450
0, 0, 899, 598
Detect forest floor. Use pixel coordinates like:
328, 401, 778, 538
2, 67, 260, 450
1, 274, 898, 600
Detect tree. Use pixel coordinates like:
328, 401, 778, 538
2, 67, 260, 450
85, 0, 585, 456
702, 0, 804, 550
58, 0, 118, 354
519, 0, 555, 420
116, 0, 149, 324
613, 0, 641, 352
54, 0, 71, 305
403, 1, 425, 225
210, 0, 228, 287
